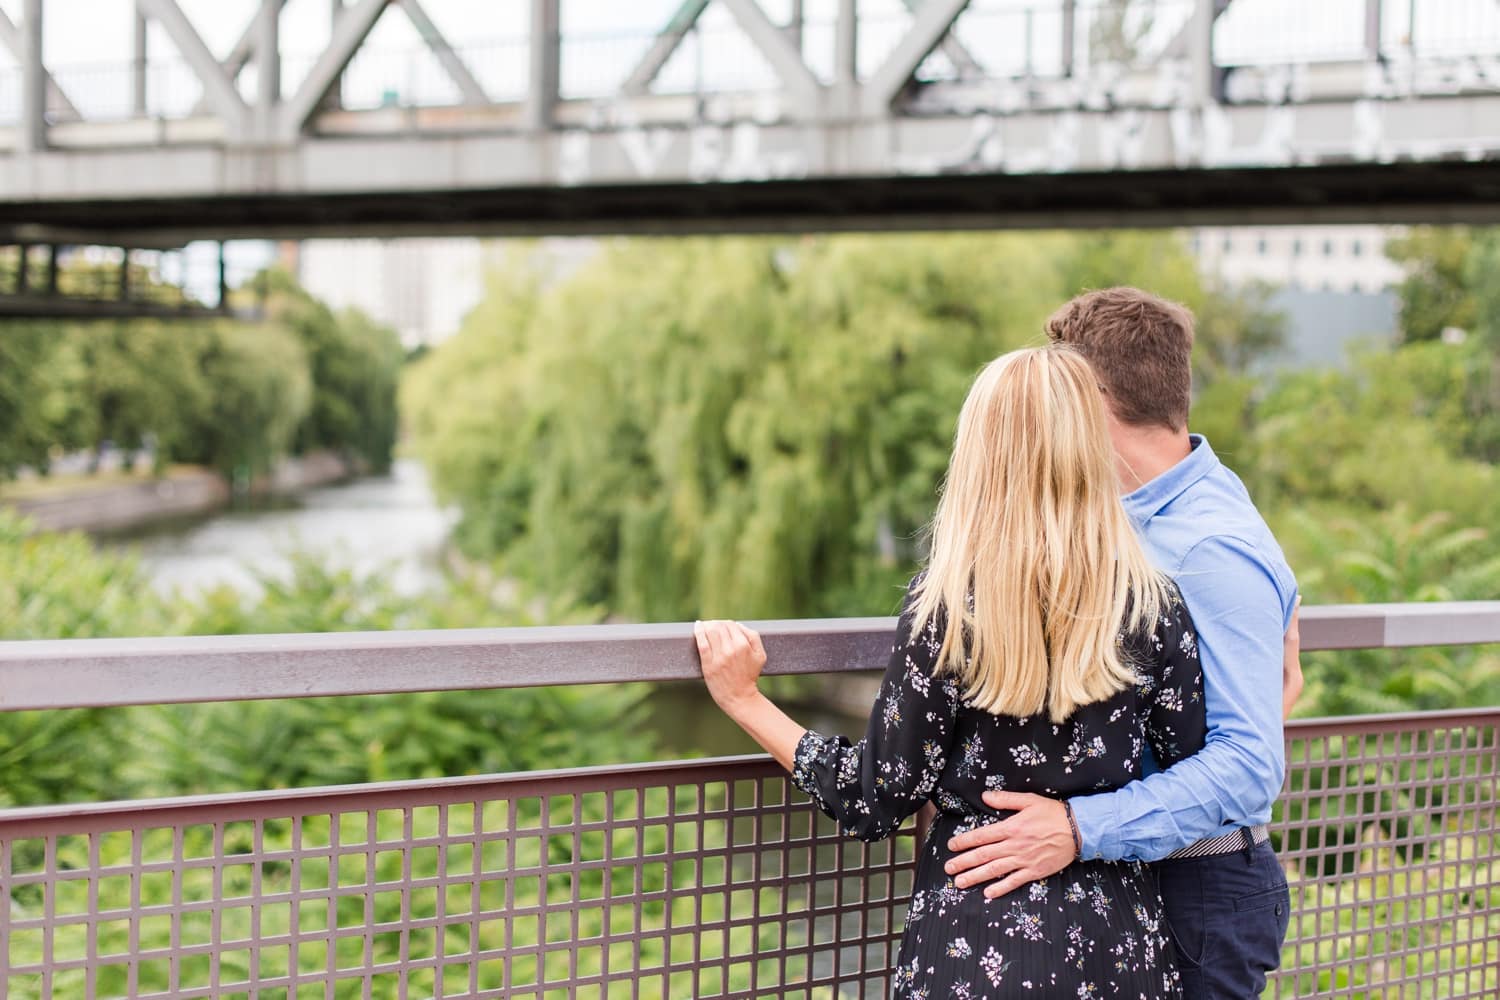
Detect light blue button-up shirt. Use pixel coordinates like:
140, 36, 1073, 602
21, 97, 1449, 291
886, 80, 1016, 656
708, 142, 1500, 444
1068, 435, 1298, 861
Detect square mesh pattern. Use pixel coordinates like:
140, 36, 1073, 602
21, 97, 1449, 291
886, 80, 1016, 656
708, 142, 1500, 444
1267, 712, 1500, 999
0, 759, 919, 999
2, 713, 1496, 999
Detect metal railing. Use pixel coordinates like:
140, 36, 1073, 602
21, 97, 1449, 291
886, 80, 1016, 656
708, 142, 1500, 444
5, 0, 1499, 130
1, 602, 1498, 998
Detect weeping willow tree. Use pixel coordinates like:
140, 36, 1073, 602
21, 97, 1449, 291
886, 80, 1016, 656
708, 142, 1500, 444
402, 232, 1241, 621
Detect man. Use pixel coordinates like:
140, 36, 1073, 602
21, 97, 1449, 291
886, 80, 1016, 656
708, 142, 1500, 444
943, 288, 1300, 998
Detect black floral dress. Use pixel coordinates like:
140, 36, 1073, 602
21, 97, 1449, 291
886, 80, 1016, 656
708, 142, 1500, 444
791, 578, 1207, 999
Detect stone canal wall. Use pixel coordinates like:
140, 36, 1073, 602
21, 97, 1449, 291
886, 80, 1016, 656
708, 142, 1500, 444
4, 452, 357, 534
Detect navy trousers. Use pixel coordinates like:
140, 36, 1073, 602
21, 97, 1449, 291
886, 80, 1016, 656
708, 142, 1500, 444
1155, 840, 1291, 999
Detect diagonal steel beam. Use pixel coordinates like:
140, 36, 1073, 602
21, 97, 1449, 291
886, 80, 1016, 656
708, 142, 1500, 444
189, 15, 259, 115
621, 0, 711, 96
898, 0, 983, 78
0, 6, 80, 119
279, 0, 390, 139
1162, 0, 1234, 59
718, 0, 821, 104
397, 0, 488, 105
136, 0, 249, 136
864, 0, 971, 113
223, 15, 260, 79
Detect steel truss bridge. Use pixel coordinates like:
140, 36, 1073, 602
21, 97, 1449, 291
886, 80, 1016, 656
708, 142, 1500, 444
0, 0, 1497, 248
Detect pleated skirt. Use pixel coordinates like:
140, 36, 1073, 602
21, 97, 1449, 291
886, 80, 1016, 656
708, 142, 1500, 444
891, 816, 1183, 999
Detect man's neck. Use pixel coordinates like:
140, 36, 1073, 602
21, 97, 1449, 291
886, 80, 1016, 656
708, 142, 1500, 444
1108, 419, 1193, 495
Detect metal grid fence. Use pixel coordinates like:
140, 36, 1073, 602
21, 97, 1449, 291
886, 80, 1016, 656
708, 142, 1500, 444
0, 758, 922, 999
1, 604, 1497, 998
0, 710, 1494, 999
1271, 709, 1499, 1000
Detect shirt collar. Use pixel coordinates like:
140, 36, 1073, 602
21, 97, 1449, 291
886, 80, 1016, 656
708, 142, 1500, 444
1122, 433, 1218, 524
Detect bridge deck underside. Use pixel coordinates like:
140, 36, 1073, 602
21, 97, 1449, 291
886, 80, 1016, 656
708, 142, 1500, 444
3, 160, 1499, 242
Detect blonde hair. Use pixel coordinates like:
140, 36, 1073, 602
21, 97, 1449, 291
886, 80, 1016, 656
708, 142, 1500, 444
910, 346, 1170, 723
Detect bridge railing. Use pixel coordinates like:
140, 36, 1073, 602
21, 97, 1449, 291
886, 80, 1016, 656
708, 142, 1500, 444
5, 0, 1499, 134
0, 602, 1497, 999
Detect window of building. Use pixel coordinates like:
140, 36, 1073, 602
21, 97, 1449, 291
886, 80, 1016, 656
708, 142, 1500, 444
1323, 240, 1335, 256
1352, 240, 1364, 257
1257, 239, 1268, 255
1292, 239, 1302, 256
1222, 236, 1233, 254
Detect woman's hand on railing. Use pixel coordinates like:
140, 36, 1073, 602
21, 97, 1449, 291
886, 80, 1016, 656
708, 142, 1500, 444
694, 619, 805, 772
694, 619, 768, 715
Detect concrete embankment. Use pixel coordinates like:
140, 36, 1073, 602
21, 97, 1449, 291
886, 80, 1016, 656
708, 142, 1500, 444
4, 452, 357, 534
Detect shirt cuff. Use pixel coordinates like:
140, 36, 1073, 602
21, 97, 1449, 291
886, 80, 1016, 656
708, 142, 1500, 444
1067, 792, 1121, 861
789, 729, 834, 809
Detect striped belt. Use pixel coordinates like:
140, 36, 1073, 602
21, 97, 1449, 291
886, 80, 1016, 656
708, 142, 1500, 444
1162, 824, 1270, 861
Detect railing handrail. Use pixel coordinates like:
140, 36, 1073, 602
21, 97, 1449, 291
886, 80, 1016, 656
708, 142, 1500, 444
1, 601, 1497, 712
0, 754, 785, 834
0, 706, 1495, 835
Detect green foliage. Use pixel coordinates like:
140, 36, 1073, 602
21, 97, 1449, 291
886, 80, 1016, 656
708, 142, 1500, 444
0, 512, 167, 807
0, 269, 401, 486
0, 510, 654, 807
258, 269, 405, 473
405, 233, 1273, 622
1235, 340, 1500, 519
1273, 507, 1500, 716
1386, 227, 1481, 343
402, 230, 1496, 722
0, 327, 69, 476
1187, 328, 1500, 717
177, 320, 313, 477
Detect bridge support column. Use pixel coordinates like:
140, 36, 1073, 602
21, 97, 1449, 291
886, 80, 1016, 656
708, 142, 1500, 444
1190, 0, 1219, 106
526, 0, 560, 130
1365, 0, 1383, 60
132, 9, 148, 117
1061, 0, 1076, 77
257, 0, 284, 143
830, 0, 856, 121
20, 0, 44, 152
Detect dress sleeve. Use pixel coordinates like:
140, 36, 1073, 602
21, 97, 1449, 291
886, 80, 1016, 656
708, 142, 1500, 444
790, 577, 960, 842
1145, 586, 1209, 769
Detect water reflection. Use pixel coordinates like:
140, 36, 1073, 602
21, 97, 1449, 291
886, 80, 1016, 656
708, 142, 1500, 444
116, 459, 458, 597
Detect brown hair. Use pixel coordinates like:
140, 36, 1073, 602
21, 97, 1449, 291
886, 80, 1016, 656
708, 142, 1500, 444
1043, 287, 1195, 431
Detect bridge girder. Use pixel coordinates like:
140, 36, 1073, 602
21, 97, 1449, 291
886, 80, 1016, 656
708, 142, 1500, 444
0, 0, 1497, 238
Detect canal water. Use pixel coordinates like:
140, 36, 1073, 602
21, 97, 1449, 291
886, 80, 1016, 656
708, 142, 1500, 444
114, 459, 459, 598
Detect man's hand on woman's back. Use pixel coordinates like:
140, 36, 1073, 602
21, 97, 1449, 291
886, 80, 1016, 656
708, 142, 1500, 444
943, 792, 1075, 898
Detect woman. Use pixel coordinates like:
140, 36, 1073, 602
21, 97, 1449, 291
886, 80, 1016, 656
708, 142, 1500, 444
695, 346, 1208, 998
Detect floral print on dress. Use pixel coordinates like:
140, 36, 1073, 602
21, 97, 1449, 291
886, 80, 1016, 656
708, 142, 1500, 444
790, 575, 1208, 998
